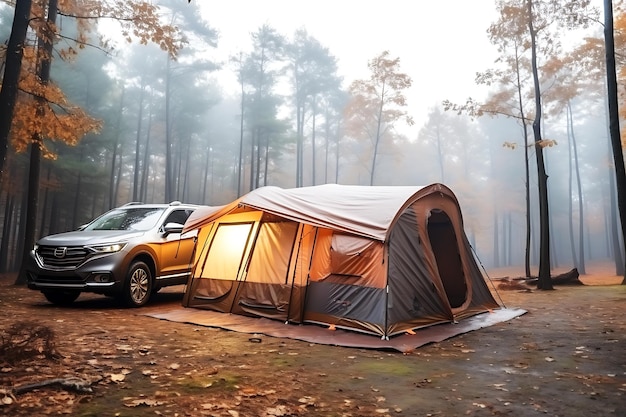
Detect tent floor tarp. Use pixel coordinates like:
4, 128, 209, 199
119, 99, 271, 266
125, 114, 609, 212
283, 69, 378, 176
144, 307, 527, 353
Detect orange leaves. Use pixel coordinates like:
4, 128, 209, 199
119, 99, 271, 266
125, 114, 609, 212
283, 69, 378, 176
99, 0, 184, 58
345, 51, 413, 140
11, 71, 102, 159
9, 0, 182, 159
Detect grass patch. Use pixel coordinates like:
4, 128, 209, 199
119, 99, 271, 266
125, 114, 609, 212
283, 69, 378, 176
355, 359, 415, 376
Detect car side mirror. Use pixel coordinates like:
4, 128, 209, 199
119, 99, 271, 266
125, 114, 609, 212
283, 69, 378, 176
162, 222, 184, 235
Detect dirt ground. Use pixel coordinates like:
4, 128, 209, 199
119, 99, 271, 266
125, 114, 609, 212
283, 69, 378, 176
1, 261, 625, 417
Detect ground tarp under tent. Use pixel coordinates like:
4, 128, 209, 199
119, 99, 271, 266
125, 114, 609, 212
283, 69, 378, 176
178, 183, 512, 340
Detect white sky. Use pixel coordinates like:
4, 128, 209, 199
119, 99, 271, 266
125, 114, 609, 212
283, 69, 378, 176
197, 0, 604, 137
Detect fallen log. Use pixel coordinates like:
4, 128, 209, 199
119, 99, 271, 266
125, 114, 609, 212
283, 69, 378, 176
6, 377, 92, 396
524, 268, 583, 286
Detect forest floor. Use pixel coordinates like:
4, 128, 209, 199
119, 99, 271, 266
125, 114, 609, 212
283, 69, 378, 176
0, 260, 625, 417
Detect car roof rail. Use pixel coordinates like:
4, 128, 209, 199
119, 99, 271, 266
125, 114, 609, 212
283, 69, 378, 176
122, 202, 143, 206
169, 201, 182, 206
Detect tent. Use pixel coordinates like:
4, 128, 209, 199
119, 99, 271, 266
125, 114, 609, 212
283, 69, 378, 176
181, 183, 501, 339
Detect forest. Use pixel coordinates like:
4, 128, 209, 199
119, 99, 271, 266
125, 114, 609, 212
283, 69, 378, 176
0, 0, 624, 282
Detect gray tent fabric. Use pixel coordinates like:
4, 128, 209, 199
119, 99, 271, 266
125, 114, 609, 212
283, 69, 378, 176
182, 183, 502, 339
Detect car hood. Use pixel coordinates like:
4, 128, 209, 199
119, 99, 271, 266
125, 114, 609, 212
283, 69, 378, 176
37, 230, 145, 247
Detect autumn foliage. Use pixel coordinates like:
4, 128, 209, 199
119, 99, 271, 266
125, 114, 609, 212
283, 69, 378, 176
9, 0, 184, 159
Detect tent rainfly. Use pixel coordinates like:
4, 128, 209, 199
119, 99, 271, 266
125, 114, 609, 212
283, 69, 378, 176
181, 183, 501, 339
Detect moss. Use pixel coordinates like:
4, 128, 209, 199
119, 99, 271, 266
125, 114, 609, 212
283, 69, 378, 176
177, 373, 241, 392
355, 359, 415, 376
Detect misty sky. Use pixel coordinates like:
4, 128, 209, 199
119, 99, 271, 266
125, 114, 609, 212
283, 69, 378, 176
196, 0, 605, 135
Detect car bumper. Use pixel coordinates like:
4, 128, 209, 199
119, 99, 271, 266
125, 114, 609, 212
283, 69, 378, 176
25, 250, 126, 294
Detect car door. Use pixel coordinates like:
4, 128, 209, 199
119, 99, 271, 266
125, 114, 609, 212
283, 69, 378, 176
155, 209, 197, 284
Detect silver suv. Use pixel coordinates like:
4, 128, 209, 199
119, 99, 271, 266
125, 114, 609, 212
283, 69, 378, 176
25, 201, 198, 307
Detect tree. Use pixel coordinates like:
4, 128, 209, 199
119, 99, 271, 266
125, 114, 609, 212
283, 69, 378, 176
444, 0, 598, 286
344, 51, 413, 186
444, 4, 536, 277
15, 0, 101, 284
287, 28, 341, 187
604, 0, 626, 283
157, 0, 218, 202
1, 1, 183, 182
0, 0, 33, 181
240, 24, 287, 191
418, 107, 451, 183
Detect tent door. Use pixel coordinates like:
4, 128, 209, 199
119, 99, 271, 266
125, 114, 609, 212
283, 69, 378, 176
186, 212, 262, 312
231, 220, 299, 320
427, 209, 468, 309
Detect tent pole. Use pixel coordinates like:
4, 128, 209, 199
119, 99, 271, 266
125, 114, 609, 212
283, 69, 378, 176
383, 241, 390, 340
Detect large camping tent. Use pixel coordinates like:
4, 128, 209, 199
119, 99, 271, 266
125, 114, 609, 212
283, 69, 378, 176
181, 183, 500, 339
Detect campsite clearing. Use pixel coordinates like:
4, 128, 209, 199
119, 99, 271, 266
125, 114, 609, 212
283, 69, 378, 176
1, 264, 625, 417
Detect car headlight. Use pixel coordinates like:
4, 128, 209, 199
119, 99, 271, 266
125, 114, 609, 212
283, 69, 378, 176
89, 243, 127, 253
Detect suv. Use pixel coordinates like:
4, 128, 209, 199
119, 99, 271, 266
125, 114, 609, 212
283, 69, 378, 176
25, 201, 198, 307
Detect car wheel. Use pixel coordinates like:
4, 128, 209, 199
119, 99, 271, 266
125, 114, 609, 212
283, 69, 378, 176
42, 290, 80, 306
123, 261, 152, 307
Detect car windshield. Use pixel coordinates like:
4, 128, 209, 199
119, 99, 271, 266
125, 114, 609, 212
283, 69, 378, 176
84, 208, 166, 231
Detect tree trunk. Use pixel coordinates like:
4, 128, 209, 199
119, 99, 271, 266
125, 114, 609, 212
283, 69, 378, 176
255, 129, 261, 189
323, 109, 331, 184
133, 82, 145, 202
370, 84, 386, 186
141, 100, 153, 203
249, 129, 255, 192
527, 0, 552, 290
567, 105, 578, 269
182, 133, 192, 202
311, 100, 317, 186
0, 192, 14, 272
0, 0, 33, 180
165, 58, 174, 202
493, 213, 500, 268
263, 134, 269, 186
296, 99, 304, 188
334, 122, 341, 184
569, 102, 586, 274
512, 42, 532, 278
603, 0, 626, 284
16, 0, 59, 285
39, 164, 51, 237
523, 122, 532, 278
238, 84, 244, 196
71, 147, 84, 229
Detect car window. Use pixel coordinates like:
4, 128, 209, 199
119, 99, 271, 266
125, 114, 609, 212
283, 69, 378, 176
85, 208, 166, 231
164, 209, 193, 226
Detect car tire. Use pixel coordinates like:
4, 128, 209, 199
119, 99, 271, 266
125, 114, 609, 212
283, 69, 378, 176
43, 290, 80, 306
123, 261, 152, 307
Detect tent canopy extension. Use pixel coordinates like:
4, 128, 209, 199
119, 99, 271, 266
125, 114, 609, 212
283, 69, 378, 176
182, 183, 500, 338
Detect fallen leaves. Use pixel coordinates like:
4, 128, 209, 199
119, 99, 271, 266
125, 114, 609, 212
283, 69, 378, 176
109, 368, 131, 383
109, 373, 125, 383
2, 274, 625, 416
123, 397, 164, 407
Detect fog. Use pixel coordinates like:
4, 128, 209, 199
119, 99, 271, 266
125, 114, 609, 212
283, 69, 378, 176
0, 0, 621, 274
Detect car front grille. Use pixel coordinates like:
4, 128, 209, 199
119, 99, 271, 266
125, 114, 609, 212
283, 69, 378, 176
37, 245, 90, 268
